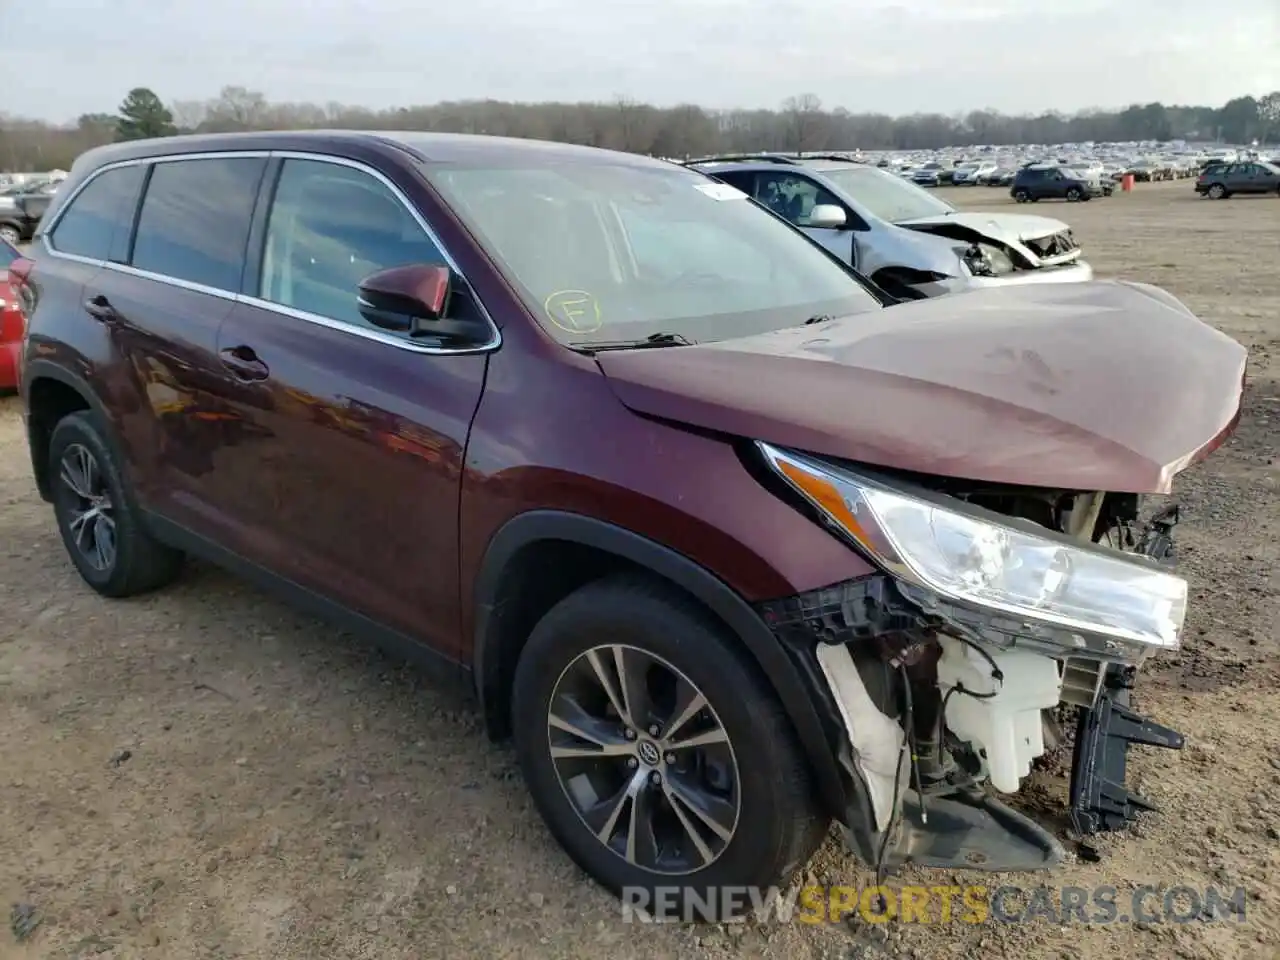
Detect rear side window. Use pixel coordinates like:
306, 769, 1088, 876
131, 157, 267, 292
48, 165, 145, 261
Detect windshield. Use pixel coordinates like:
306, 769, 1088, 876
424, 162, 881, 346
817, 166, 956, 223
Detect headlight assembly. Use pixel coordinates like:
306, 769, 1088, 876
758, 443, 1187, 663
962, 242, 1015, 277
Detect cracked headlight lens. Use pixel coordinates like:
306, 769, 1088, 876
962, 242, 1015, 277
759, 442, 1186, 655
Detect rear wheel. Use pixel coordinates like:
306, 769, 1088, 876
1013, 189, 1030, 203
511, 575, 828, 920
49, 411, 184, 597
1208, 183, 1227, 199
0, 223, 20, 246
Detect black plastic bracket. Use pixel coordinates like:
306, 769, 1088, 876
1069, 684, 1185, 835
882, 788, 1065, 872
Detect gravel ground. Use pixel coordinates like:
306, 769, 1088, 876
1, 179, 1278, 960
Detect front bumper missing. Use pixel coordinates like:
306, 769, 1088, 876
759, 567, 1186, 874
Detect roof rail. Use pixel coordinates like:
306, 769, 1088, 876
795, 153, 867, 164
681, 153, 802, 166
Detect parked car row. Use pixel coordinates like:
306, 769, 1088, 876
0, 179, 58, 247
4, 130, 1247, 921
873, 143, 1253, 190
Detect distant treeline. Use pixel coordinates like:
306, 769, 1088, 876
3, 86, 1277, 172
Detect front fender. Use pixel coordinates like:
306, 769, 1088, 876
471, 508, 872, 830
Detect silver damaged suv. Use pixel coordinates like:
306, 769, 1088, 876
685, 154, 1093, 301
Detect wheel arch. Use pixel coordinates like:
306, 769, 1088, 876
22, 360, 117, 502
472, 509, 851, 819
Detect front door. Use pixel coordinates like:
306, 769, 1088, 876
207, 156, 490, 655
1230, 163, 1269, 194
751, 172, 857, 267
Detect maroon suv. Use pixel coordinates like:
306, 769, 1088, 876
13, 131, 1247, 919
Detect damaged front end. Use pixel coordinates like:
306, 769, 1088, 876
754, 443, 1190, 874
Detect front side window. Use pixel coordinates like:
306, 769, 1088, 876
47, 165, 145, 261
132, 157, 267, 292
259, 159, 446, 328
752, 174, 842, 226
817, 166, 956, 223
424, 162, 880, 347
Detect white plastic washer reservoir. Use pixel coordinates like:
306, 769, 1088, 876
935, 637, 1062, 793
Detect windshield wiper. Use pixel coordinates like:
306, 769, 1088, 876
570, 332, 696, 353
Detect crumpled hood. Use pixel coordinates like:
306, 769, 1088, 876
596, 281, 1246, 494
895, 211, 1077, 265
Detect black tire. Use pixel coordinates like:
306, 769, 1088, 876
1066, 187, 1083, 202
511, 574, 828, 921
1207, 183, 1227, 200
1013, 189, 1030, 203
49, 410, 184, 597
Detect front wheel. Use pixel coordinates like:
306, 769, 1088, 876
0, 223, 20, 247
1066, 187, 1083, 201
1013, 189, 1030, 203
511, 575, 828, 920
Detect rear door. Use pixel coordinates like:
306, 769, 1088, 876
205, 155, 491, 654
81, 154, 270, 530
29, 164, 148, 467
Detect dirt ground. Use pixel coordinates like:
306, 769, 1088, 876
1, 179, 1277, 960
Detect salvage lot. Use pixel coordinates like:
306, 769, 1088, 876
1, 179, 1277, 959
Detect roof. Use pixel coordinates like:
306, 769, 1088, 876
685, 155, 862, 173
67, 130, 679, 175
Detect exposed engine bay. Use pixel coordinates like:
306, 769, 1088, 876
894, 213, 1084, 274
757, 461, 1189, 875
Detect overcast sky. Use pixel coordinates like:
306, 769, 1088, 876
4, 0, 1277, 123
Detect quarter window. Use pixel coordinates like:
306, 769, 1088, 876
48, 165, 145, 261
259, 159, 446, 328
131, 157, 266, 292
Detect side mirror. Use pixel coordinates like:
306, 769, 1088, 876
806, 204, 847, 230
358, 263, 451, 337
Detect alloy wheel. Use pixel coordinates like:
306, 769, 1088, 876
0, 225, 19, 246
546, 643, 741, 876
57, 443, 117, 572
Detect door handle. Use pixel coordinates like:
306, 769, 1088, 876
219, 345, 270, 381
84, 294, 120, 323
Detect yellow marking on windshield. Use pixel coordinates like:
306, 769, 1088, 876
545, 290, 603, 333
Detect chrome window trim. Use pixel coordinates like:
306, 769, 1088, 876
38, 148, 502, 357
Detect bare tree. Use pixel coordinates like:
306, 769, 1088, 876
1258, 91, 1280, 146
781, 94, 825, 154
